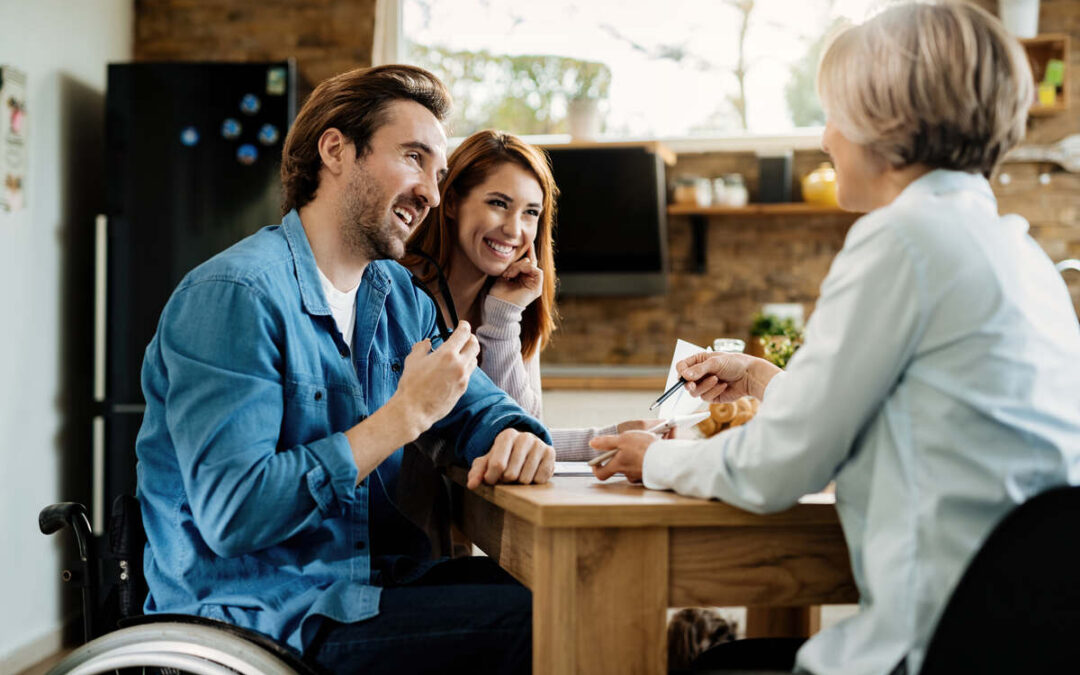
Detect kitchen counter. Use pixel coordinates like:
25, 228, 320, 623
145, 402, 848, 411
540, 364, 669, 391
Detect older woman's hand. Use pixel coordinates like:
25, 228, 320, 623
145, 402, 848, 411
588, 430, 660, 482
677, 351, 781, 403
490, 243, 543, 308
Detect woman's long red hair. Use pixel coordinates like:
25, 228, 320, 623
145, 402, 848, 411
404, 130, 558, 359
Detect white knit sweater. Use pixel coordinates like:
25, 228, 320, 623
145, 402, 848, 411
475, 295, 617, 460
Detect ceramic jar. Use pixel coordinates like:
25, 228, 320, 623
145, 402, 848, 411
801, 162, 839, 207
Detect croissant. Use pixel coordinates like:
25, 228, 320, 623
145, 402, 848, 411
696, 396, 760, 437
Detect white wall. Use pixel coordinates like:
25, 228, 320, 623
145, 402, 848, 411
0, 1, 132, 671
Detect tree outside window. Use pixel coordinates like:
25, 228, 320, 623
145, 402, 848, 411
403, 0, 878, 138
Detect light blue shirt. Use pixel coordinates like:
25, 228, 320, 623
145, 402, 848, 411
135, 211, 549, 654
643, 170, 1080, 675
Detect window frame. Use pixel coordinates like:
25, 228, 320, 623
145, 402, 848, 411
376, 0, 825, 152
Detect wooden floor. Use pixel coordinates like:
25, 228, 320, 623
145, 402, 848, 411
15, 648, 72, 675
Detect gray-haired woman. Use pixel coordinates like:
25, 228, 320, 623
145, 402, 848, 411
590, 3, 1080, 673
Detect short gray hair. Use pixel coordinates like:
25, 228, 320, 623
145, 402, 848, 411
817, 1, 1033, 177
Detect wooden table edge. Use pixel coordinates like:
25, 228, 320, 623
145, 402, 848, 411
446, 467, 841, 528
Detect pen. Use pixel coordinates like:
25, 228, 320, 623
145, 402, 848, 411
648, 378, 685, 411
587, 420, 669, 467
649, 346, 711, 411
587, 412, 710, 467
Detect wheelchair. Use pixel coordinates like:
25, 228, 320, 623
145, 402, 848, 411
38, 497, 327, 675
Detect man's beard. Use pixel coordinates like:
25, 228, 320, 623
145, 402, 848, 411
340, 166, 405, 261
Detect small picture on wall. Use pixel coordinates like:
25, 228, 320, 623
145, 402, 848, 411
1, 65, 27, 213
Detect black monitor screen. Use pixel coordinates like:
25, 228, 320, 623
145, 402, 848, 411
546, 146, 668, 295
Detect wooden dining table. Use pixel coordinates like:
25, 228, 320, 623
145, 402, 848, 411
450, 468, 859, 675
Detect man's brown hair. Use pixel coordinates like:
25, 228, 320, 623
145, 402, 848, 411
280, 64, 452, 214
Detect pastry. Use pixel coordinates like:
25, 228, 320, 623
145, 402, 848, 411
696, 396, 761, 437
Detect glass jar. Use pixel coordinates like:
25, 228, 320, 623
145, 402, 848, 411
672, 176, 701, 206
712, 338, 746, 353
693, 177, 713, 206
712, 177, 728, 205
723, 174, 748, 207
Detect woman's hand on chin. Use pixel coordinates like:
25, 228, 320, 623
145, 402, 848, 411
489, 243, 543, 308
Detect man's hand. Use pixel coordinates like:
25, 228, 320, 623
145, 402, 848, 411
391, 321, 480, 437
677, 351, 781, 403
588, 431, 659, 483
488, 243, 543, 309
467, 428, 554, 489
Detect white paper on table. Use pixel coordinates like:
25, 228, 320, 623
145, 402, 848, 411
658, 339, 710, 419
553, 461, 601, 477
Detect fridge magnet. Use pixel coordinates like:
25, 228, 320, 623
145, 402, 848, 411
257, 123, 279, 146
236, 143, 258, 166
221, 118, 242, 140
240, 93, 261, 115
266, 67, 287, 96
180, 125, 200, 147
1, 65, 27, 212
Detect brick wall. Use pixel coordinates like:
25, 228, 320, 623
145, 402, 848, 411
134, 0, 377, 92
547, 148, 858, 365
133, 0, 1080, 366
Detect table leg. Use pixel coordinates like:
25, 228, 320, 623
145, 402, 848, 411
532, 526, 669, 675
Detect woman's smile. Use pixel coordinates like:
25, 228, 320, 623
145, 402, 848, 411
482, 237, 517, 258
454, 162, 542, 277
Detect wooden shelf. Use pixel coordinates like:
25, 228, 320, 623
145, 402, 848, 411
1028, 102, 1069, 117
541, 365, 669, 391
1019, 34, 1070, 116
667, 202, 859, 274
541, 375, 667, 391
668, 203, 853, 216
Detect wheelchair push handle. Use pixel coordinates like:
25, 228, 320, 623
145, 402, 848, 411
39, 501, 99, 642
40, 501, 88, 535
40, 502, 94, 561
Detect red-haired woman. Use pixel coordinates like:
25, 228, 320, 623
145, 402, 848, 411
405, 130, 650, 459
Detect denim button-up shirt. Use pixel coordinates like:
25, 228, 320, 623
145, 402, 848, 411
135, 210, 549, 653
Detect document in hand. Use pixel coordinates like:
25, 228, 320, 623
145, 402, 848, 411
658, 339, 710, 419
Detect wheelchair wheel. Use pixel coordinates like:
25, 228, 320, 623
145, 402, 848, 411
46, 622, 302, 675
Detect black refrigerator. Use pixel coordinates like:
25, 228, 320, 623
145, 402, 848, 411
94, 61, 298, 531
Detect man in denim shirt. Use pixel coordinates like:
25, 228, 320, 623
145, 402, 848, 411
135, 65, 553, 674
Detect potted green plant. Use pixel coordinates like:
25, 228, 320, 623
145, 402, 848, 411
565, 59, 611, 138
749, 312, 804, 368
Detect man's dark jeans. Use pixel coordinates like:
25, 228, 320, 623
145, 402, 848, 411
307, 556, 531, 674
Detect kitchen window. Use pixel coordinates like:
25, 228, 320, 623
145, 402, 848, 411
380, 0, 881, 149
